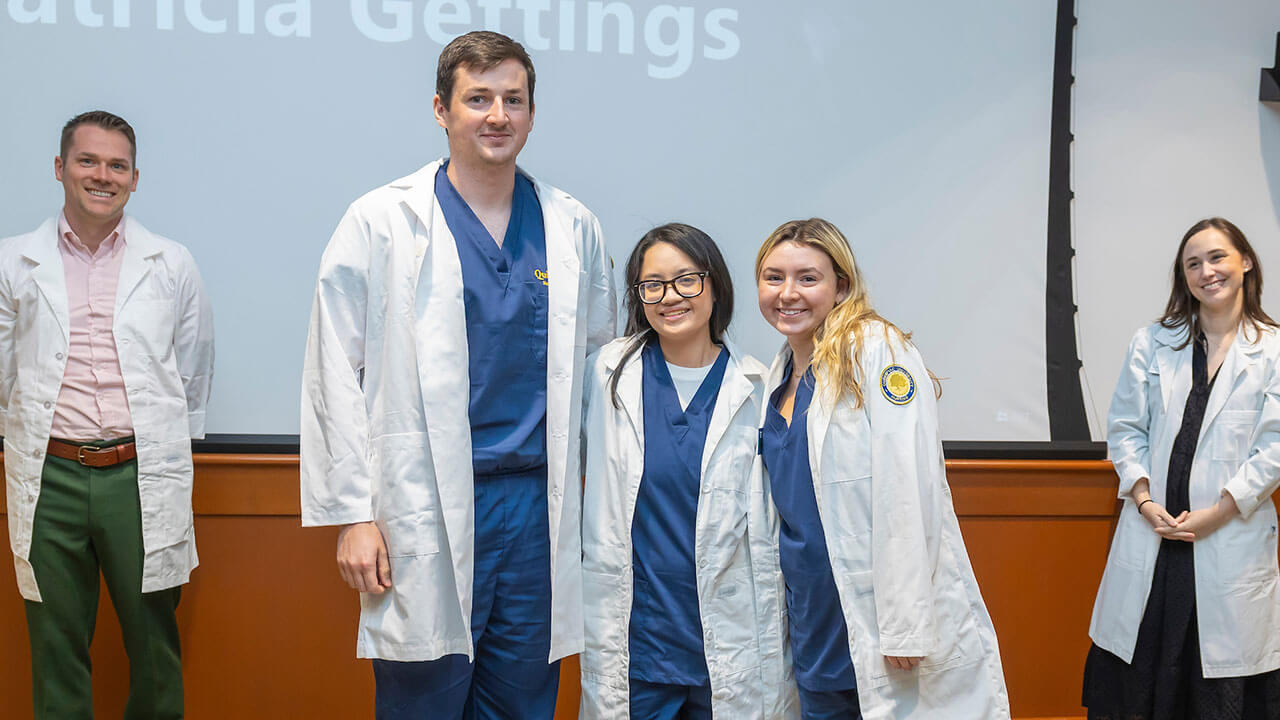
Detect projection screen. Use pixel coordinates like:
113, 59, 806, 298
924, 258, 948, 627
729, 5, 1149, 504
0, 1, 1061, 442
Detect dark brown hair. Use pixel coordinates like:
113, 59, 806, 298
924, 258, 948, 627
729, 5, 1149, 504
60, 110, 136, 166
436, 31, 535, 109
608, 223, 734, 408
1158, 217, 1277, 347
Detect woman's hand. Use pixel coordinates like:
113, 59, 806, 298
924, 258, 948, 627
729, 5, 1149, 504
1132, 478, 1241, 542
1168, 493, 1241, 542
1138, 501, 1195, 540
885, 655, 923, 671
1132, 479, 1195, 540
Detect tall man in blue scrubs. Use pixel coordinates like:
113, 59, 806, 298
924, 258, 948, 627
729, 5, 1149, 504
301, 31, 617, 719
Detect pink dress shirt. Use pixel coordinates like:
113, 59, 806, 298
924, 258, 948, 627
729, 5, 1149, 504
51, 212, 134, 441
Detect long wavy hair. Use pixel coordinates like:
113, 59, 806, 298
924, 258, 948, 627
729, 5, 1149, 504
1158, 217, 1276, 348
608, 223, 734, 408
756, 218, 932, 408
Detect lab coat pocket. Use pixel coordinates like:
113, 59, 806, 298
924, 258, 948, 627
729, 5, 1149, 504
1212, 410, 1259, 462
705, 563, 761, 677
381, 511, 439, 558
1214, 572, 1279, 667
580, 567, 625, 678
820, 474, 873, 540
119, 299, 177, 359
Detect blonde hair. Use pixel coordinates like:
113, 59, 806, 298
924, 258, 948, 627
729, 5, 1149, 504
755, 218, 912, 408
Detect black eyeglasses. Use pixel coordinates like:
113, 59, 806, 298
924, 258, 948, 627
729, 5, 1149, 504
632, 272, 709, 304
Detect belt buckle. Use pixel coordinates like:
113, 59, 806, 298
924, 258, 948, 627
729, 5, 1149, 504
76, 445, 102, 466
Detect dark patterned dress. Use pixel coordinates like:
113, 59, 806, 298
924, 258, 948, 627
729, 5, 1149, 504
1082, 336, 1280, 720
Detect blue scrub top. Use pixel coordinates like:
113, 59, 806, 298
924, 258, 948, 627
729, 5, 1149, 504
628, 340, 729, 686
435, 163, 550, 476
761, 363, 858, 692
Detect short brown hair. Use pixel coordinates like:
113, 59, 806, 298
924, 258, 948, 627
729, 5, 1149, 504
60, 110, 137, 166
436, 31, 535, 109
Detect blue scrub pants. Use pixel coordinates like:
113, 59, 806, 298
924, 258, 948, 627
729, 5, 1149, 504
798, 687, 862, 720
628, 679, 712, 720
373, 469, 560, 720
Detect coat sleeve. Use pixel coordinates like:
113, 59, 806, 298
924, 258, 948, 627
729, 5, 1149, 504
172, 246, 214, 439
1222, 346, 1280, 518
0, 255, 17, 437
1107, 329, 1155, 499
864, 331, 941, 657
300, 205, 374, 527
581, 211, 617, 357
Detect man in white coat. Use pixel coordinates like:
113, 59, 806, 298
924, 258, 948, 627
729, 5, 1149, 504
0, 110, 215, 719
301, 31, 616, 719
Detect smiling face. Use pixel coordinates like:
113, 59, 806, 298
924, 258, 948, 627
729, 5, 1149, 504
433, 58, 533, 171
638, 241, 715, 347
757, 241, 849, 347
1182, 227, 1251, 314
54, 124, 137, 230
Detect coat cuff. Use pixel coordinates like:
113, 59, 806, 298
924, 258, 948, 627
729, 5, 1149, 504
1222, 469, 1264, 519
877, 633, 936, 658
187, 410, 206, 440
1114, 461, 1149, 499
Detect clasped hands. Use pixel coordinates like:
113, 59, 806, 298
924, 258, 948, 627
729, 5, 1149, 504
1132, 479, 1240, 542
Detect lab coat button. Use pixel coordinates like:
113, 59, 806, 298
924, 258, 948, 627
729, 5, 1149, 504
55, 352, 64, 361
42, 401, 51, 409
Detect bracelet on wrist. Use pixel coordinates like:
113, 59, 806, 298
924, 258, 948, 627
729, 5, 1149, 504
1136, 498, 1154, 514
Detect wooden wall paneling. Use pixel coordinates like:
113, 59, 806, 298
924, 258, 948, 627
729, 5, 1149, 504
0, 456, 1249, 719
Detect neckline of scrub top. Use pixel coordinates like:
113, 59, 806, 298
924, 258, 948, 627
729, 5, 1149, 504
435, 160, 528, 283
641, 340, 729, 440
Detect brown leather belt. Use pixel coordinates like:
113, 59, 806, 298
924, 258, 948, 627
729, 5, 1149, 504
47, 438, 137, 468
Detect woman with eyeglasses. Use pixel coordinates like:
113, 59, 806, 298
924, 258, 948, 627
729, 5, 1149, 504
754, 218, 1009, 719
1083, 217, 1280, 720
579, 223, 797, 719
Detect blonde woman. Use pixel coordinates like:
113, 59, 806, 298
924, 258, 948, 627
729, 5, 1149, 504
754, 218, 1009, 719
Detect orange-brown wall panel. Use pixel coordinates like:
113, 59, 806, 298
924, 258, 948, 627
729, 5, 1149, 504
0, 456, 1241, 719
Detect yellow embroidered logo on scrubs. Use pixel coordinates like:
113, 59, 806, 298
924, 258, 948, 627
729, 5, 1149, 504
534, 269, 549, 286
880, 364, 915, 405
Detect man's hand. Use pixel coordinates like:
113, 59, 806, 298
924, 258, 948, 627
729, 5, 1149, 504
337, 521, 392, 593
885, 656, 923, 671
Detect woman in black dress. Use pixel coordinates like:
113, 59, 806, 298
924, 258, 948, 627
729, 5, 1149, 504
1084, 217, 1280, 719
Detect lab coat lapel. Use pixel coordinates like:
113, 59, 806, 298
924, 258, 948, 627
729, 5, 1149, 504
23, 218, 69, 345
701, 344, 755, 480
406, 161, 474, 629
1197, 328, 1260, 445
1153, 326, 1187, 415
115, 217, 164, 313
607, 347, 645, 451
532, 169, 579, 524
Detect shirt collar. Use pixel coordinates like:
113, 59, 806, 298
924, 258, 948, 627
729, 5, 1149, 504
57, 211, 126, 260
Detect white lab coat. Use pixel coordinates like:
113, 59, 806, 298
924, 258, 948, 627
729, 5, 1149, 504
761, 321, 1010, 720
300, 159, 616, 662
0, 215, 214, 601
1090, 323, 1280, 677
579, 336, 799, 719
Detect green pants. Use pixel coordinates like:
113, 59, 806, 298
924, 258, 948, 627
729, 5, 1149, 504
24, 440, 184, 719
